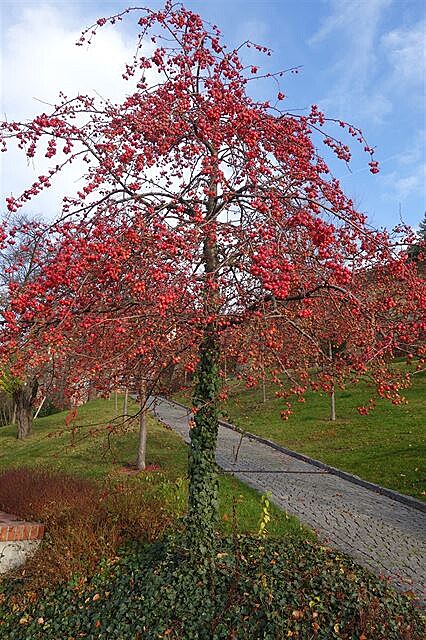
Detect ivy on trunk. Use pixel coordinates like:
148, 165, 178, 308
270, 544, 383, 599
188, 322, 220, 550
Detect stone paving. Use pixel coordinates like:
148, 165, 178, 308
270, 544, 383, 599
149, 396, 426, 606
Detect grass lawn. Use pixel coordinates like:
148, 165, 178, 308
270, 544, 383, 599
0, 397, 309, 539
175, 369, 425, 500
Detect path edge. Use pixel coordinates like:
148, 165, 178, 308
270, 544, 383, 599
163, 396, 426, 514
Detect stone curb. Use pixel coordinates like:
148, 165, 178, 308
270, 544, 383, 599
160, 396, 426, 514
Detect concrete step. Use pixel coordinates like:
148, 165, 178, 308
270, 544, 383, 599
0, 511, 44, 573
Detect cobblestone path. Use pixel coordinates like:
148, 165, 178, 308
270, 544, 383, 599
149, 396, 426, 605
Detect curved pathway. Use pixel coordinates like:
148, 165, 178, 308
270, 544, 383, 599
149, 396, 426, 606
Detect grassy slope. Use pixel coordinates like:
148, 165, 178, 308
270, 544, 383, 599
176, 369, 425, 500
0, 397, 310, 540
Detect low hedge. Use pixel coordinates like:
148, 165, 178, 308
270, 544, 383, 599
1, 534, 424, 639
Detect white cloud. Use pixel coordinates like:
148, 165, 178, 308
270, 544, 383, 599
308, 0, 392, 122
310, 0, 390, 46
360, 93, 392, 124
382, 162, 426, 200
1, 4, 141, 117
309, 2, 425, 125
394, 171, 423, 198
381, 20, 426, 89
236, 19, 269, 43
0, 3, 152, 219
396, 129, 426, 166
379, 19, 426, 115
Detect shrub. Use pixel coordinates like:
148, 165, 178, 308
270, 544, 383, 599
0, 534, 424, 639
0, 468, 175, 592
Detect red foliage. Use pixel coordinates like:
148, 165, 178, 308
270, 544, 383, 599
0, 2, 424, 411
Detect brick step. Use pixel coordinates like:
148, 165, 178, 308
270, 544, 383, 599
0, 511, 44, 542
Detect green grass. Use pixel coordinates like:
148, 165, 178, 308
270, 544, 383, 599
0, 398, 310, 540
175, 369, 426, 500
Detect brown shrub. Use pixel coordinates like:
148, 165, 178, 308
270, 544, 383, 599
0, 467, 173, 593
0, 467, 100, 522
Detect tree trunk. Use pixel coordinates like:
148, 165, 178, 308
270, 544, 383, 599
34, 395, 46, 420
123, 387, 128, 417
136, 379, 147, 471
330, 384, 336, 421
328, 341, 336, 421
13, 378, 38, 439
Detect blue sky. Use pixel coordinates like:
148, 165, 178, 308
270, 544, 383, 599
1, 0, 425, 230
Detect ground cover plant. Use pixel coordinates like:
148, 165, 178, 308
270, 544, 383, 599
175, 365, 426, 499
0, 467, 173, 593
1, 535, 425, 639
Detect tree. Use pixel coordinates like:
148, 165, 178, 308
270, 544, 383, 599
405, 212, 426, 262
219, 266, 421, 423
1, 2, 424, 550
418, 212, 426, 240
0, 214, 48, 438
58, 277, 197, 471
1, 213, 198, 464
0, 370, 16, 427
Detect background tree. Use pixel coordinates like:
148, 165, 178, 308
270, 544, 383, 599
418, 211, 426, 240
407, 212, 426, 262
0, 214, 48, 438
0, 370, 16, 427
1, 212, 198, 465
